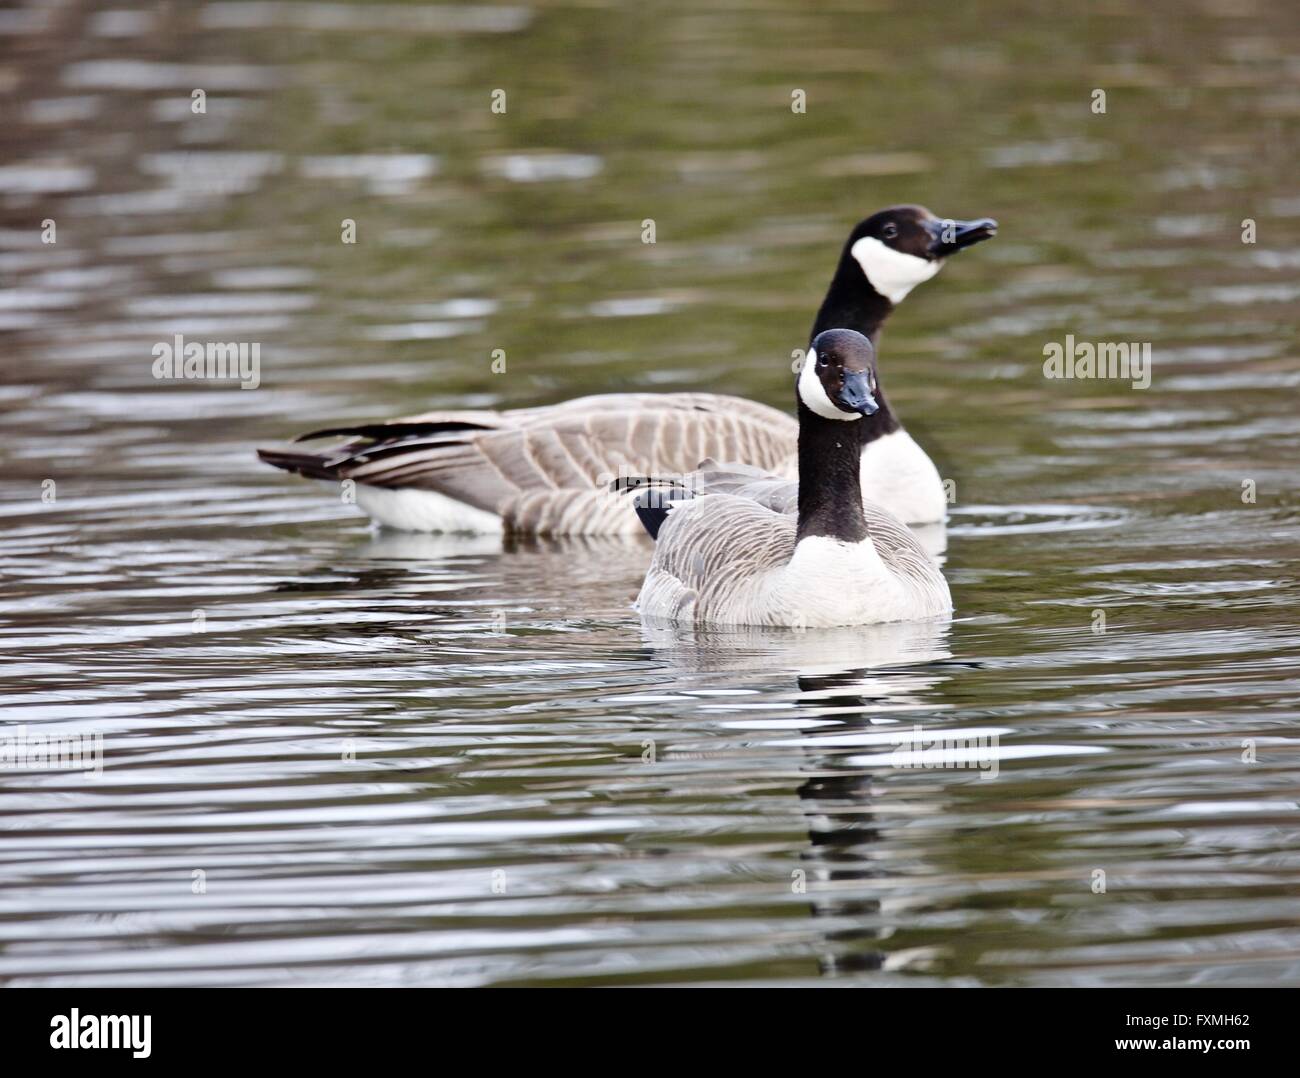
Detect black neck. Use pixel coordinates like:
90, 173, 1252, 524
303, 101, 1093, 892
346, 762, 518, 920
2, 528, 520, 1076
810, 250, 894, 345
809, 251, 902, 444
796, 402, 868, 544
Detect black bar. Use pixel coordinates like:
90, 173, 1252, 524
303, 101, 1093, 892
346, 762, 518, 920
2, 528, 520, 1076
0, 988, 1292, 1065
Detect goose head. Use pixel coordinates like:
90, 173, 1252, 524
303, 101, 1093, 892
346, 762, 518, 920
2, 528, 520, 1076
845, 205, 998, 305
798, 329, 880, 421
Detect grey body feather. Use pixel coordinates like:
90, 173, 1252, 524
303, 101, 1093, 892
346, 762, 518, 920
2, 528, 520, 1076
635, 462, 951, 627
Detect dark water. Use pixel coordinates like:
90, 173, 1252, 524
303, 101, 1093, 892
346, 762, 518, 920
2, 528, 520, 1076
2, 0, 1298, 986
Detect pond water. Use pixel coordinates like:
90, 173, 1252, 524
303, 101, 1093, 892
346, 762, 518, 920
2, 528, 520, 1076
1, 0, 1298, 986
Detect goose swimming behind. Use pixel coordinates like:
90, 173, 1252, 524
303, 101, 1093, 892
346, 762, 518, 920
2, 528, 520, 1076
257, 206, 996, 534
633, 329, 952, 628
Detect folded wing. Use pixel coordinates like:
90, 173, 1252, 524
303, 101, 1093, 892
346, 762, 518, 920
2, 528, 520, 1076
258, 392, 799, 534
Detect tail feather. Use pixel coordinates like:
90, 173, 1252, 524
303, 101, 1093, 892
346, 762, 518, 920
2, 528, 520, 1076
261, 420, 495, 485
294, 420, 493, 443
606, 474, 688, 495
608, 475, 697, 540
256, 446, 347, 481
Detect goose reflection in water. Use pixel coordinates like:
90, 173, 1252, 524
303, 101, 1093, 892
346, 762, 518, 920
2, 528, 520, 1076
340, 529, 973, 979
640, 616, 969, 978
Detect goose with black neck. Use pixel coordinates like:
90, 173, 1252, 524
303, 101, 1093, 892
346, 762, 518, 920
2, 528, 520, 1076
811, 206, 997, 525
633, 329, 952, 628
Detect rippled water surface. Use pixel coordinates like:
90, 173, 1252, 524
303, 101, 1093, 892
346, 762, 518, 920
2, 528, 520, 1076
2, 0, 1299, 986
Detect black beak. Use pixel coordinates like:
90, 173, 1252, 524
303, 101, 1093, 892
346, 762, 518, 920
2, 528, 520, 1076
925, 216, 998, 257
837, 370, 879, 416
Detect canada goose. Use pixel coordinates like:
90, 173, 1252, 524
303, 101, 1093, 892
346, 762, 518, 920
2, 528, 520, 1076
632, 329, 952, 628
258, 206, 996, 534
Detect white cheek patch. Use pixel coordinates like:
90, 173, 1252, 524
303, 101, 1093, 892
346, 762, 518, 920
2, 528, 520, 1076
798, 349, 860, 421
850, 236, 942, 304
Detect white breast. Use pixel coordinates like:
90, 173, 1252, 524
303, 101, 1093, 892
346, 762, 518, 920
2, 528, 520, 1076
765, 535, 918, 626
859, 429, 947, 524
